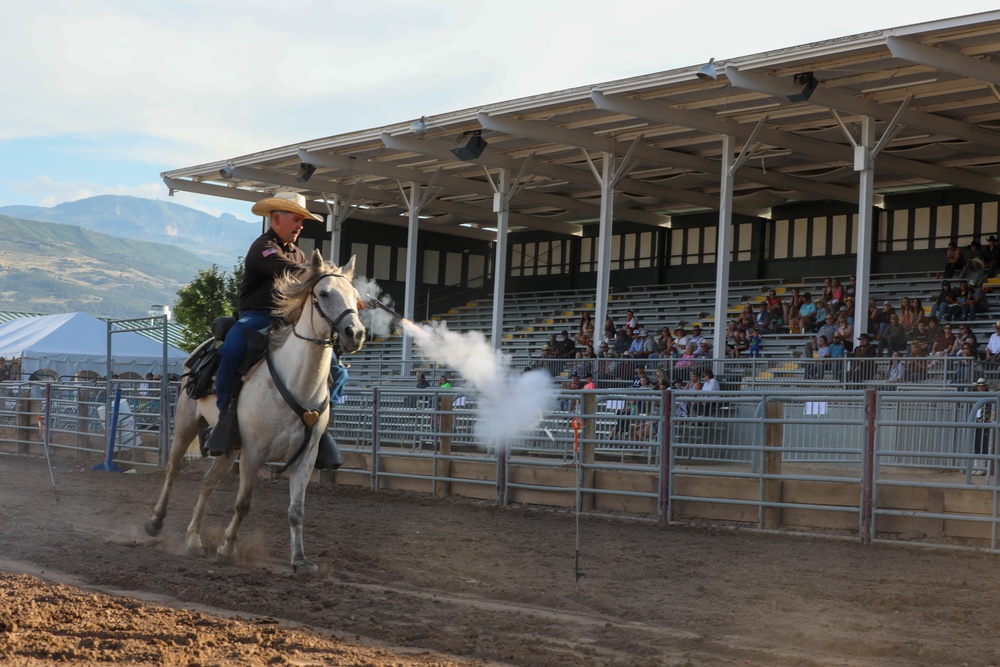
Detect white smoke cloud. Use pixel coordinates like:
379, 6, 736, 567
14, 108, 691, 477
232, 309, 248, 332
353, 276, 398, 338
404, 319, 557, 449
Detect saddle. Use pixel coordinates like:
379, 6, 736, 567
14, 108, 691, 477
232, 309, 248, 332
181, 316, 269, 401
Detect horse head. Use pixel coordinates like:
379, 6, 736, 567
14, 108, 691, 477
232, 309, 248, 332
274, 251, 367, 354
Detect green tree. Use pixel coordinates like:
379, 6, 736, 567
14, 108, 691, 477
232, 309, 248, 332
172, 259, 243, 351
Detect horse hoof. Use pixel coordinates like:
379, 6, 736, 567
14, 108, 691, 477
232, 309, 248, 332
292, 560, 318, 577
144, 517, 163, 537
216, 548, 237, 565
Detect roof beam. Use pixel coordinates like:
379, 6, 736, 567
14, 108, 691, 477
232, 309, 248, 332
726, 65, 1000, 151
887, 35, 1000, 86
380, 132, 765, 218
227, 165, 582, 237
477, 111, 860, 204
162, 177, 497, 241
297, 148, 665, 227
592, 90, 1000, 195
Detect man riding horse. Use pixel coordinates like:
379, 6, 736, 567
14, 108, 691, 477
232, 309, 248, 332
205, 191, 346, 469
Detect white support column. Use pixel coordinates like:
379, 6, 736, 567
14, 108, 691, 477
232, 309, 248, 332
854, 118, 876, 345
593, 154, 615, 349
402, 182, 421, 376
491, 170, 511, 351
712, 135, 735, 364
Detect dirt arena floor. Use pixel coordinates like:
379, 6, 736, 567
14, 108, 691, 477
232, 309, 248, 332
1, 454, 999, 666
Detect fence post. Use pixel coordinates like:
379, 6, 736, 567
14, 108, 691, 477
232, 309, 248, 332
370, 387, 380, 492
763, 400, 784, 529
438, 395, 454, 499
659, 389, 671, 524
861, 389, 877, 544
581, 393, 597, 512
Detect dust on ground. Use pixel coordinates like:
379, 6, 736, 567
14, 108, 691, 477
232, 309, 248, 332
0, 454, 998, 666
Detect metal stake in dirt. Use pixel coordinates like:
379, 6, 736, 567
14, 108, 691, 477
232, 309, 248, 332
40, 383, 59, 504
92, 385, 125, 473
570, 417, 585, 587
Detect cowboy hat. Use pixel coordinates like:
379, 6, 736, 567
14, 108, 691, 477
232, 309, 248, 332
975, 377, 989, 387
251, 191, 321, 221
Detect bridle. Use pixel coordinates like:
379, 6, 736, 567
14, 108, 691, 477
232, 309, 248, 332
291, 273, 358, 353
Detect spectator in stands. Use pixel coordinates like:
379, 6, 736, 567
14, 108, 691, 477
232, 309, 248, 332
574, 312, 595, 347
765, 289, 784, 328
849, 332, 877, 383
946, 281, 972, 320
755, 301, 773, 334
415, 373, 430, 389
540, 334, 558, 359
623, 329, 650, 358
911, 297, 925, 330
925, 317, 943, 347
555, 330, 577, 358
952, 324, 978, 356
983, 321, 1000, 368
604, 315, 617, 342
624, 310, 639, 335
877, 301, 896, 336
931, 322, 956, 361
899, 296, 914, 332
933, 280, 958, 321
960, 280, 990, 321
953, 342, 979, 385
905, 341, 929, 382
582, 372, 596, 390
877, 313, 907, 357
830, 278, 846, 310
812, 299, 831, 331
730, 329, 750, 358
816, 313, 839, 348
945, 240, 966, 279
885, 352, 906, 385
695, 340, 713, 360
571, 351, 593, 379
683, 370, 702, 391
964, 257, 987, 288
984, 236, 1000, 277
688, 324, 706, 347
613, 329, 630, 357
788, 292, 817, 334
651, 328, 674, 359
835, 309, 854, 349
811, 335, 832, 379
0, 358, 11, 382
821, 277, 834, 305
735, 304, 754, 333
845, 275, 857, 300
674, 325, 690, 348
909, 319, 932, 354
963, 241, 985, 276
784, 287, 805, 328
701, 369, 720, 391
829, 333, 847, 362
673, 344, 697, 383
439, 375, 452, 389
632, 366, 652, 389
748, 328, 762, 357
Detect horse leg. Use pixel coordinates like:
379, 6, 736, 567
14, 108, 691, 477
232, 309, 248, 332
145, 397, 202, 537
185, 454, 237, 557
287, 461, 317, 575
216, 454, 257, 564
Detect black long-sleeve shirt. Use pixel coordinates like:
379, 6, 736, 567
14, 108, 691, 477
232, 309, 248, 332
239, 229, 306, 312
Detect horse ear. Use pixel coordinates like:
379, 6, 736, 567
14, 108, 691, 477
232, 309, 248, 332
310, 249, 325, 269
342, 255, 357, 280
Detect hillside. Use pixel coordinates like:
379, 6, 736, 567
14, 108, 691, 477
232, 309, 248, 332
0, 195, 259, 265
0, 214, 212, 318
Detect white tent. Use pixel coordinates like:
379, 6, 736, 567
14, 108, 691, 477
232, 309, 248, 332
0, 312, 186, 380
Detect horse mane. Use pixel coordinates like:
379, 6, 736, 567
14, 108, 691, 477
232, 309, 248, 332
269, 258, 344, 346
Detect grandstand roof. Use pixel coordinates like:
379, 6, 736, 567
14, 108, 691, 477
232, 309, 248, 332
164, 11, 1000, 238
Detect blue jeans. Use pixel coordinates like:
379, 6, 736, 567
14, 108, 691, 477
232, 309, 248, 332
215, 310, 349, 411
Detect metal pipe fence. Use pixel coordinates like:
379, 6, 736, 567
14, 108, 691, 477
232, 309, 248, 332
6, 375, 1000, 553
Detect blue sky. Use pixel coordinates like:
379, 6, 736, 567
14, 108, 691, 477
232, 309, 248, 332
2, 1, 998, 223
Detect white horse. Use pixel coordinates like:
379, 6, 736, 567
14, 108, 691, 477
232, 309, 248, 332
145, 251, 365, 575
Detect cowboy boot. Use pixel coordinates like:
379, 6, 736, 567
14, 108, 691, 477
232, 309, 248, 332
315, 432, 344, 470
205, 405, 240, 457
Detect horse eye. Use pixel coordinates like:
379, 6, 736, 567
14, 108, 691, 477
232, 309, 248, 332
318, 289, 329, 298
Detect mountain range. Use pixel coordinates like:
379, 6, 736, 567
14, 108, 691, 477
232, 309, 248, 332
0, 195, 259, 266
0, 195, 261, 319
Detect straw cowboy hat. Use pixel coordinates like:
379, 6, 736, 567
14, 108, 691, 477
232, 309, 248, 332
251, 191, 321, 221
